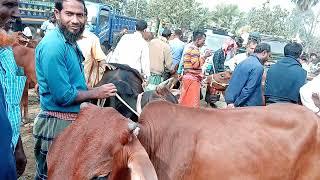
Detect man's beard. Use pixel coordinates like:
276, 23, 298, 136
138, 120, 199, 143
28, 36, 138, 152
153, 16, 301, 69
58, 22, 85, 43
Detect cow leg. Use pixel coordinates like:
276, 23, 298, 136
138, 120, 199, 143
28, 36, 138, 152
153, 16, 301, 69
21, 82, 29, 123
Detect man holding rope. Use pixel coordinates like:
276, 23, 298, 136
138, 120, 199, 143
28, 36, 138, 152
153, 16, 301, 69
33, 0, 116, 179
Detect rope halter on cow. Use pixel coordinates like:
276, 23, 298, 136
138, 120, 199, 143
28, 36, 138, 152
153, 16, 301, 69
97, 92, 144, 117
209, 75, 229, 88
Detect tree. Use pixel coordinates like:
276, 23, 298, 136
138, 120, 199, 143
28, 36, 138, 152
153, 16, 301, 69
124, 0, 150, 19
210, 4, 245, 32
247, 5, 291, 37
148, 0, 210, 29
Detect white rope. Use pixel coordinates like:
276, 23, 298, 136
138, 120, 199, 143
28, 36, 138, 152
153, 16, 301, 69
97, 92, 143, 117
115, 93, 140, 117
136, 93, 143, 114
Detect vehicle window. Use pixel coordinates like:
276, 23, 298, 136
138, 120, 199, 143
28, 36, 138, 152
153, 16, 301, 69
262, 41, 286, 55
205, 34, 230, 52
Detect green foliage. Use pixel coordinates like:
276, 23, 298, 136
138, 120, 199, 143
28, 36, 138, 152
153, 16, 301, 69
210, 4, 245, 32
247, 5, 290, 38
124, 0, 150, 19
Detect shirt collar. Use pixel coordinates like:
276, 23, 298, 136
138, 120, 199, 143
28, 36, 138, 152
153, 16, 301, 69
56, 28, 67, 43
134, 31, 143, 39
250, 54, 263, 64
159, 36, 168, 43
285, 55, 302, 66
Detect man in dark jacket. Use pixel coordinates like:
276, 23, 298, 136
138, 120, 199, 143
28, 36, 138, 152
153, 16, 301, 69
264, 42, 306, 104
225, 43, 271, 107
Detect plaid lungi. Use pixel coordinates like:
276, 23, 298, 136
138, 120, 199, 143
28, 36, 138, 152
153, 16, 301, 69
145, 73, 163, 91
33, 112, 72, 180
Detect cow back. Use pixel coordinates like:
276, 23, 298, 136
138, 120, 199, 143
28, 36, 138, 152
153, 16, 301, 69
139, 102, 320, 180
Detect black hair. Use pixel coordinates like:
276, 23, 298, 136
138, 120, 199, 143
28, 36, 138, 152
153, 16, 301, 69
12, 17, 24, 32
174, 29, 183, 37
161, 28, 172, 38
84, 6, 87, 16
192, 31, 206, 42
54, 0, 85, 12
254, 43, 271, 53
284, 42, 303, 59
136, 20, 148, 31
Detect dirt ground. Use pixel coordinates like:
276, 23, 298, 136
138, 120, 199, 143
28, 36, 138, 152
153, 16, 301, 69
18, 88, 226, 180
19, 89, 39, 180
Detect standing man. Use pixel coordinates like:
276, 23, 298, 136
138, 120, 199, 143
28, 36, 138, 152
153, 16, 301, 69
40, 13, 56, 37
179, 31, 212, 108
169, 29, 185, 71
146, 29, 173, 90
1, 0, 28, 177
77, 7, 106, 88
264, 42, 306, 105
0, 0, 20, 178
209, 38, 236, 74
109, 20, 150, 79
34, 0, 117, 179
224, 39, 258, 71
225, 43, 271, 107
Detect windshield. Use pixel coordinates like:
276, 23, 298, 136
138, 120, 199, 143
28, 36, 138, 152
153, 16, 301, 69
204, 34, 230, 52
85, 2, 99, 26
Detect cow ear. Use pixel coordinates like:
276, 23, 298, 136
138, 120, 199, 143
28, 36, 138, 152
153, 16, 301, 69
120, 130, 132, 145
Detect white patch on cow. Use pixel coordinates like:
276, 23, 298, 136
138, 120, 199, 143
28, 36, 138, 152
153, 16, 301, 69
133, 127, 140, 137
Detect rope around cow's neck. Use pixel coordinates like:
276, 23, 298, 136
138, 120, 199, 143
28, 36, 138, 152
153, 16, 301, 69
97, 92, 143, 117
209, 75, 229, 88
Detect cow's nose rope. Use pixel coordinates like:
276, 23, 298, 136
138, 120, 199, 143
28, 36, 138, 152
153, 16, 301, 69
97, 93, 143, 117
115, 93, 140, 117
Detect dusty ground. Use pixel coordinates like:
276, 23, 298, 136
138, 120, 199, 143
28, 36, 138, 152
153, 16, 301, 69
18, 88, 226, 180
19, 89, 39, 180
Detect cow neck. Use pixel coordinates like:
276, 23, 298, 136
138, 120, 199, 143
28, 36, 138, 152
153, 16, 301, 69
138, 103, 175, 162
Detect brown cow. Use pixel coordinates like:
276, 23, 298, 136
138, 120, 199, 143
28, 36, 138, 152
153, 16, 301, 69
47, 105, 157, 180
138, 101, 320, 179
48, 101, 320, 179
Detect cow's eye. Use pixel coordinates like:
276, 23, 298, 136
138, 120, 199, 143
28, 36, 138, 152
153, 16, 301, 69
221, 74, 225, 78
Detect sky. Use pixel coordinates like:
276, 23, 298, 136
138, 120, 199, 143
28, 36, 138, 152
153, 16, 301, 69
197, 0, 296, 11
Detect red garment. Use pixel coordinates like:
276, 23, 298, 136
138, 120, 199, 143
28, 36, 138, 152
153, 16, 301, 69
179, 74, 201, 108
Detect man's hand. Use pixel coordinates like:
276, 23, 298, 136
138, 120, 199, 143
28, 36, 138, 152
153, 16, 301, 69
94, 83, 117, 99
15, 137, 27, 177
204, 49, 213, 59
227, 103, 235, 109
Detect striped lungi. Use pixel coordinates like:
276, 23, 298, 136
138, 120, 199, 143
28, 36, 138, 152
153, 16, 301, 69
33, 112, 73, 180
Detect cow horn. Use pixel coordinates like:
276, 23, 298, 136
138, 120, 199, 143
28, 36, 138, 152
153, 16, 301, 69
80, 102, 90, 109
127, 119, 138, 132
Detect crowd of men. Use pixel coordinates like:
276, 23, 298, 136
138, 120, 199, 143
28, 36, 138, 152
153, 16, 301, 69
1, 0, 320, 179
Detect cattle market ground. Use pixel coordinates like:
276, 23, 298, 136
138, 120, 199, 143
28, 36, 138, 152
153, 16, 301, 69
19, 89, 227, 180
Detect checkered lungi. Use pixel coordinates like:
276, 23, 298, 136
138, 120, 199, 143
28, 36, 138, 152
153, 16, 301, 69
33, 112, 72, 180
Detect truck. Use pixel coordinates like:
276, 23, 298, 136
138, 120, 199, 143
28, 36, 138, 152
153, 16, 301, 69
19, 1, 138, 51
84, 1, 138, 51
